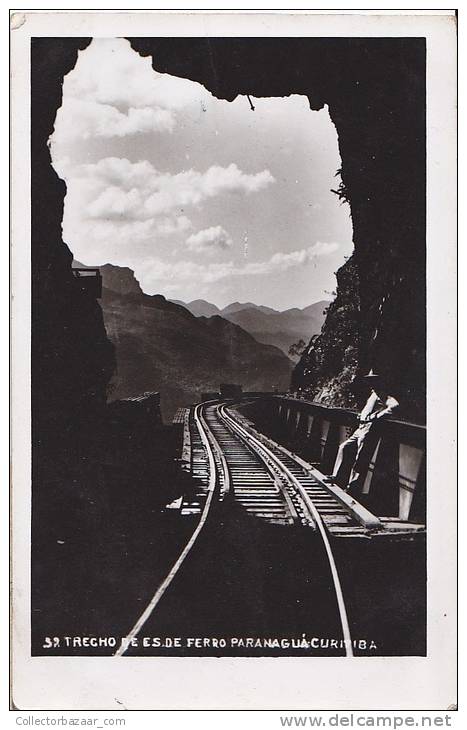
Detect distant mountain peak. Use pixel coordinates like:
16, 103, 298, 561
169, 298, 221, 318
189, 298, 221, 311
170, 297, 331, 325
221, 301, 278, 316
220, 298, 331, 359
97, 279, 292, 421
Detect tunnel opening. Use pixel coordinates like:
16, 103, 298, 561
32, 35, 426, 435
50, 37, 356, 416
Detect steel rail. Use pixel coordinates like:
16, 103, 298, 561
113, 400, 354, 658
203, 410, 232, 501
113, 402, 222, 657
219, 403, 354, 658
211, 403, 302, 525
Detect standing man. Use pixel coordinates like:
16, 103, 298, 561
323, 371, 399, 491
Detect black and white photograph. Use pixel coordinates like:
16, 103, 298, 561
10, 10, 457, 711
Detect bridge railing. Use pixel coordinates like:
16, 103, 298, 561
247, 395, 426, 524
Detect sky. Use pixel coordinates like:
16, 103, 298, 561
51, 38, 353, 311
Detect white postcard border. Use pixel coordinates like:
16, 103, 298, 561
10, 10, 457, 710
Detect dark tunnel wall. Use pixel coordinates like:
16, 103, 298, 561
31, 37, 115, 441
31, 37, 426, 434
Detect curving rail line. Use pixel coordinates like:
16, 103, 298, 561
114, 403, 220, 657
217, 403, 353, 656
114, 400, 354, 657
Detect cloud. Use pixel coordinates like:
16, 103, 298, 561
86, 185, 144, 220
149, 259, 236, 286
60, 156, 274, 264
199, 164, 275, 196
156, 216, 192, 235
240, 242, 339, 276
305, 241, 339, 257
186, 226, 232, 253
71, 157, 274, 222
53, 37, 214, 141
138, 241, 340, 291
67, 38, 211, 112
73, 157, 157, 190
268, 241, 339, 269
53, 99, 175, 141
88, 219, 156, 244
143, 164, 275, 218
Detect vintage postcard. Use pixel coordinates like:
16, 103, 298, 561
10, 10, 457, 710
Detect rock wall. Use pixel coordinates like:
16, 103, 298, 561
291, 257, 360, 407
31, 38, 115, 442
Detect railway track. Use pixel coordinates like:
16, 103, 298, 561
115, 400, 366, 657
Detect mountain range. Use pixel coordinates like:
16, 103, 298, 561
171, 298, 330, 358
76, 263, 293, 421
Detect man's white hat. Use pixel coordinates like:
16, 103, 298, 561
363, 368, 380, 379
